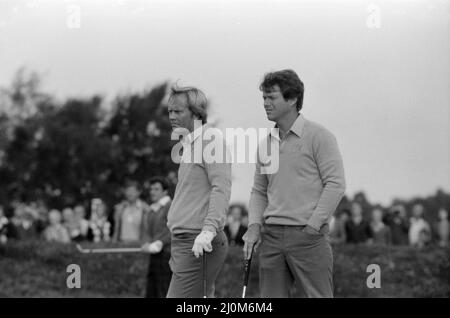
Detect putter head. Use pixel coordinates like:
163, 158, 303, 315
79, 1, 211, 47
76, 244, 88, 253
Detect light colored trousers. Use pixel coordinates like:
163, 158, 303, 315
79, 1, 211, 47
259, 224, 334, 298
166, 231, 228, 298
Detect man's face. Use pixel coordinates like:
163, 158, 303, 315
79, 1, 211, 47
262, 85, 296, 122
229, 207, 242, 223
372, 209, 383, 222
74, 206, 85, 219
412, 204, 424, 218
438, 209, 448, 221
168, 171, 177, 184
49, 211, 61, 225
351, 203, 362, 218
150, 182, 167, 203
168, 94, 196, 132
125, 186, 140, 203
62, 208, 74, 222
340, 212, 349, 222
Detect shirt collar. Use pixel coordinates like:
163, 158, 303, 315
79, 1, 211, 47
182, 124, 205, 145
124, 199, 143, 209
158, 195, 171, 207
270, 113, 306, 140
150, 195, 171, 212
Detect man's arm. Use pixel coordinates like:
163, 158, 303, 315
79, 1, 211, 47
306, 129, 346, 232
203, 161, 232, 235
242, 150, 269, 259
248, 159, 269, 226
112, 204, 122, 242
152, 203, 172, 247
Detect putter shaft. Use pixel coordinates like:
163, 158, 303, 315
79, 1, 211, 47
77, 244, 142, 254
203, 253, 207, 298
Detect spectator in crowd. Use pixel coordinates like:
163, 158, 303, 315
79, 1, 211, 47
0, 205, 8, 244
73, 204, 89, 241
34, 200, 49, 234
409, 203, 431, 248
345, 202, 373, 244
113, 181, 148, 242
224, 204, 248, 246
88, 199, 111, 242
435, 208, 449, 247
166, 171, 178, 198
43, 209, 71, 243
141, 177, 172, 298
385, 204, 409, 245
329, 209, 350, 244
62, 207, 81, 241
9, 203, 38, 240
370, 208, 391, 245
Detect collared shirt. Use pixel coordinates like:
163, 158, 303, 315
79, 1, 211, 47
120, 199, 145, 242
248, 113, 346, 231
167, 124, 232, 235
144, 195, 172, 247
409, 217, 430, 245
149, 195, 171, 212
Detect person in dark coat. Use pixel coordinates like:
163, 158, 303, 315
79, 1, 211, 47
141, 177, 172, 298
224, 204, 248, 246
345, 202, 373, 244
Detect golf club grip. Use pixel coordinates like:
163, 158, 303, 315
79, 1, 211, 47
243, 245, 255, 286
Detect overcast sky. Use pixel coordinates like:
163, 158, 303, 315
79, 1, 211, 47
0, 0, 449, 206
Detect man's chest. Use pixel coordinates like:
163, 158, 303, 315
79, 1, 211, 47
264, 136, 316, 179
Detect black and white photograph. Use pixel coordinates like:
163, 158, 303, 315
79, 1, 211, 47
0, 0, 449, 300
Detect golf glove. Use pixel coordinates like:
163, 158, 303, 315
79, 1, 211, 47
192, 230, 215, 258
142, 240, 163, 254
149, 240, 163, 254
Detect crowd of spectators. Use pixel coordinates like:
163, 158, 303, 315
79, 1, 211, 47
0, 185, 448, 250
329, 202, 449, 248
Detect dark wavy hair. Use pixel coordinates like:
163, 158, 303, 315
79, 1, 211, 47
259, 69, 305, 111
149, 176, 169, 191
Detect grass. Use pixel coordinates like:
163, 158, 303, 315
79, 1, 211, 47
0, 240, 448, 298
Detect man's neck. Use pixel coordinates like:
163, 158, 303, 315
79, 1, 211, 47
276, 111, 299, 138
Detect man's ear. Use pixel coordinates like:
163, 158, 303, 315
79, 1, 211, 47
288, 97, 298, 108
192, 113, 201, 121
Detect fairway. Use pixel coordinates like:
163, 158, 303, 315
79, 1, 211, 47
0, 242, 448, 298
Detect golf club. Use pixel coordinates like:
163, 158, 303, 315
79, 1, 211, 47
76, 244, 142, 254
242, 244, 255, 298
203, 252, 207, 298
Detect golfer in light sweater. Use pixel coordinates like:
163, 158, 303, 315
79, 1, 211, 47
166, 85, 231, 298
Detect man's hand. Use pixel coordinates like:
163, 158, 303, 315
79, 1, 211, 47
141, 240, 163, 254
243, 224, 261, 260
303, 224, 321, 235
192, 231, 215, 258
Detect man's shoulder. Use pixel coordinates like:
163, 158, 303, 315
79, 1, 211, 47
303, 118, 338, 146
304, 118, 335, 137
